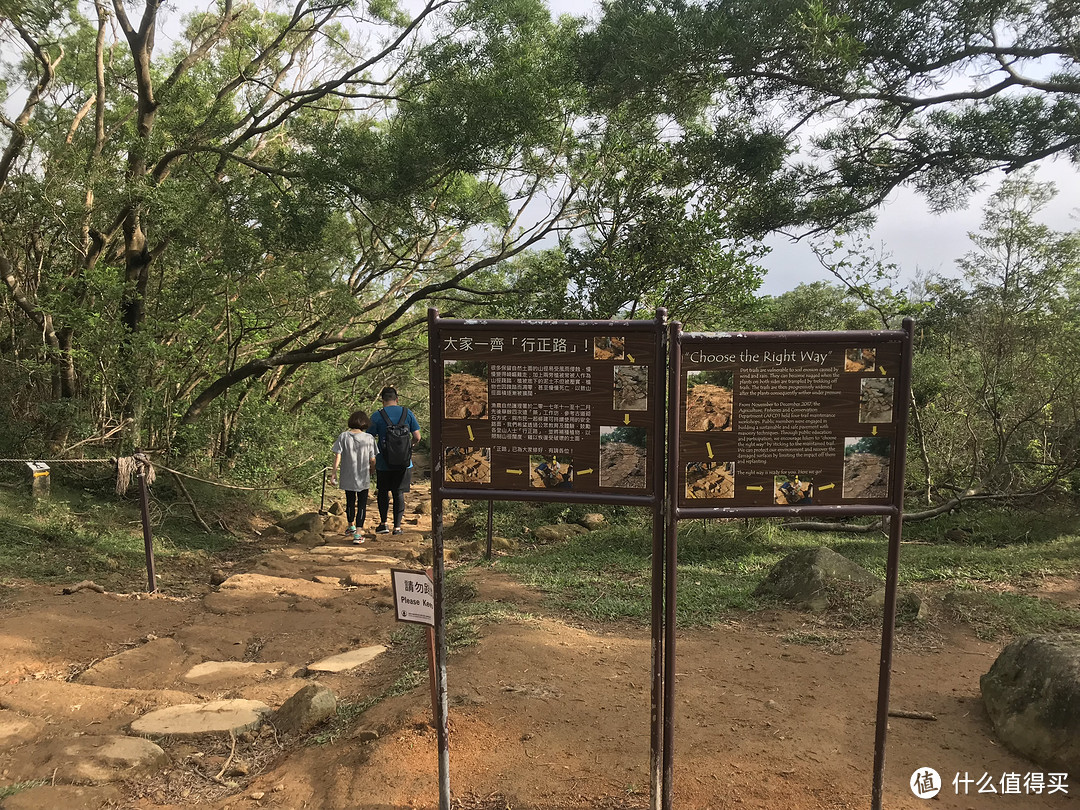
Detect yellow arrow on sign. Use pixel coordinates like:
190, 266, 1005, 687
577, 468, 594, 475
627, 353, 635, 363
746, 485, 764, 492
872, 425, 878, 436
507, 469, 523, 475
624, 413, 631, 425
706, 442, 714, 459
879, 366, 887, 375
467, 424, 475, 441
818, 483, 835, 491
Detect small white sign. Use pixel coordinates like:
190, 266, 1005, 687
391, 568, 435, 626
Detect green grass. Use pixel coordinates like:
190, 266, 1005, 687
943, 588, 1080, 640
494, 503, 1080, 630
0, 476, 240, 590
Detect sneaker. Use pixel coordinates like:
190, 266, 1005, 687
376, 524, 390, 534
345, 525, 355, 535
352, 532, 365, 545
392, 526, 403, 535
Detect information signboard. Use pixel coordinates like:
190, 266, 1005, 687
676, 334, 905, 509
391, 568, 436, 627
434, 321, 663, 499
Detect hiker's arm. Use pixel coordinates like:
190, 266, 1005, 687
330, 453, 341, 485
411, 429, 421, 447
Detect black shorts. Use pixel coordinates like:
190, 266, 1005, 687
376, 468, 412, 493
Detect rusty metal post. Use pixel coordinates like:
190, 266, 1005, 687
662, 321, 682, 810
429, 308, 451, 810
135, 452, 157, 594
871, 318, 915, 809
486, 499, 494, 560
649, 308, 668, 810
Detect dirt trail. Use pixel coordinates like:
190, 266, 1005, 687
0, 491, 1068, 810
685, 385, 733, 432
599, 442, 645, 489
444, 374, 488, 420
843, 453, 889, 499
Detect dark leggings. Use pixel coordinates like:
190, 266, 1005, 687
376, 469, 409, 527
345, 489, 369, 527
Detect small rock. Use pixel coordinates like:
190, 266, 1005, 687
250, 791, 265, 800
355, 728, 379, 742
579, 513, 607, 531
272, 683, 337, 735
312, 575, 341, 585
226, 761, 250, 776
328, 501, 343, 515
414, 500, 432, 515
323, 513, 348, 534
210, 569, 229, 587
261, 525, 285, 538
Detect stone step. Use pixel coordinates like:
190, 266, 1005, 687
39, 735, 167, 784
130, 699, 271, 738
182, 661, 292, 688
308, 645, 387, 674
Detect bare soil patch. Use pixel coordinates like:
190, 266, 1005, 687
0, 495, 1068, 810
685, 385, 733, 432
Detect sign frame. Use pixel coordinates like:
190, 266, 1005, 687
663, 319, 915, 810
428, 307, 669, 810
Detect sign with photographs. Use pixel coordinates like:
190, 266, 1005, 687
434, 323, 662, 497
677, 337, 905, 508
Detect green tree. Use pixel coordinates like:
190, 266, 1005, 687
0, 0, 582, 459
583, 0, 1080, 225
915, 173, 1080, 496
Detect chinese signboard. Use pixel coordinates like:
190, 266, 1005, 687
391, 568, 436, 626
677, 335, 905, 508
434, 322, 663, 498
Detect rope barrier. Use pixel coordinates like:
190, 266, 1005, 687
1, 455, 328, 493
0, 458, 115, 463
151, 463, 328, 492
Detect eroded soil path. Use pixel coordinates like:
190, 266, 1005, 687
0, 490, 1072, 810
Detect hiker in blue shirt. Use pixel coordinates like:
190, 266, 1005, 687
367, 386, 421, 535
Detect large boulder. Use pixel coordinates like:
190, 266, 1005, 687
278, 512, 324, 534
981, 633, 1080, 774
753, 547, 880, 612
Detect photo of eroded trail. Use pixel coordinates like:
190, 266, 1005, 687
445, 446, 491, 484
444, 361, 489, 420
685, 371, 734, 432
599, 426, 647, 489
843, 437, 891, 498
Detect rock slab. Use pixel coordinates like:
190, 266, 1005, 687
0, 709, 44, 747
754, 546, 880, 611
43, 735, 167, 784
272, 683, 337, 735
183, 661, 288, 687
130, 699, 270, 738
981, 633, 1080, 773
308, 645, 387, 673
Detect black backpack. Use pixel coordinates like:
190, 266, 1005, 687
379, 407, 413, 469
